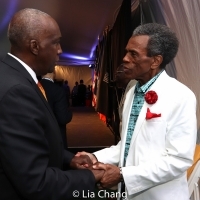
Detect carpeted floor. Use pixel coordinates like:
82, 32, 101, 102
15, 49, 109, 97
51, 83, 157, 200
67, 106, 118, 200
67, 106, 115, 150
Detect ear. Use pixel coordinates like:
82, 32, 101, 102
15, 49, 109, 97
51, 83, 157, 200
30, 40, 39, 55
151, 55, 163, 69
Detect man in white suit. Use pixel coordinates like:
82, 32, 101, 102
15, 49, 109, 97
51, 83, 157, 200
78, 23, 197, 200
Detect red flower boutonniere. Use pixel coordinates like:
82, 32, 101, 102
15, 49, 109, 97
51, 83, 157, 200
146, 108, 161, 120
145, 90, 158, 104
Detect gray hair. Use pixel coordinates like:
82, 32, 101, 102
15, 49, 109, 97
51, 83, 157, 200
7, 8, 49, 48
133, 23, 179, 68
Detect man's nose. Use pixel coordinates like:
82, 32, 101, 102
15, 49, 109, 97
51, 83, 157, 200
122, 53, 130, 63
58, 44, 63, 55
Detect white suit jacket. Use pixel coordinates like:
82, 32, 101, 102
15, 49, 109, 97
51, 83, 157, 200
94, 71, 197, 200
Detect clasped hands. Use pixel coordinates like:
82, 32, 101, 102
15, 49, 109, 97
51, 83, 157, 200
70, 151, 121, 189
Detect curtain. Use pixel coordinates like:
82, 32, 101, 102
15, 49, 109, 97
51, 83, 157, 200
95, 29, 112, 118
94, 0, 140, 141
139, 0, 177, 78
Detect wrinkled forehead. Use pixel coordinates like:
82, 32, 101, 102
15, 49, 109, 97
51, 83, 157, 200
125, 35, 150, 52
128, 35, 150, 46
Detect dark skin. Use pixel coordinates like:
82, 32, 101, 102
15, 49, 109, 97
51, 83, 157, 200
70, 155, 105, 182
122, 35, 163, 86
10, 14, 104, 182
115, 64, 131, 88
89, 35, 164, 188
10, 15, 62, 76
93, 163, 121, 189
70, 155, 93, 169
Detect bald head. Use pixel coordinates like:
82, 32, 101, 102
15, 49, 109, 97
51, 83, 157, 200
8, 8, 52, 49
7, 8, 62, 76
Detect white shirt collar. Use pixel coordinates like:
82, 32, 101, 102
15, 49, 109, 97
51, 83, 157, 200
42, 78, 54, 82
8, 53, 38, 84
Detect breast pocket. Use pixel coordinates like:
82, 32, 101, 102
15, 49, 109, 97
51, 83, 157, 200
141, 119, 167, 145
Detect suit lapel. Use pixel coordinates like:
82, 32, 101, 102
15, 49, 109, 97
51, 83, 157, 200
120, 84, 136, 164
122, 83, 147, 146
130, 71, 169, 145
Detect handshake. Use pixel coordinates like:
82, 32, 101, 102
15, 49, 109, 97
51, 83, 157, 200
70, 151, 122, 189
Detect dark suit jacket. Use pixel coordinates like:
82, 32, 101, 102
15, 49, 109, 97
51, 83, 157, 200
40, 79, 72, 149
78, 84, 86, 106
0, 54, 95, 200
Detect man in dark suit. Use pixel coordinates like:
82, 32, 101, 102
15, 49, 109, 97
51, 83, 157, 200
41, 72, 72, 149
0, 8, 104, 200
78, 79, 87, 106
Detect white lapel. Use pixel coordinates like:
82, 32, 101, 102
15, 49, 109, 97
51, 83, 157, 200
119, 82, 136, 166
126, 71, 170, 150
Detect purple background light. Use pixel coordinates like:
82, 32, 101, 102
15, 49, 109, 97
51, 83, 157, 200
0, 0, 18, 32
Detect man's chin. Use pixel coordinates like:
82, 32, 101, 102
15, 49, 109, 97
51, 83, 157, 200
48, 66, 55, 73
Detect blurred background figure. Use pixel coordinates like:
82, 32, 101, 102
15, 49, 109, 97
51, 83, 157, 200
63, 80, 70, 107
41, 72, 73, 149
86, 85, 92, 106
78, 79, 86, 106
71, 81, 79, 107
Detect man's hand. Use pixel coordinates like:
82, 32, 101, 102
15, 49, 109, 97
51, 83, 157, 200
93, 163, 121, 188
88, 166, 105, 183
70, 155, 104, 182
70, 155, 93, 169
76, 151, 98, 164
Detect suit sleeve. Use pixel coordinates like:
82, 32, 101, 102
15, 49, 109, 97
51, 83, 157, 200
94, 141, 121, 165
0, 84, 95, 200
